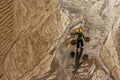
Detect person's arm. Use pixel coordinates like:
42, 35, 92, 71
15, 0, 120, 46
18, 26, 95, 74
71, 32, 78, 35
82, 34, 85, 38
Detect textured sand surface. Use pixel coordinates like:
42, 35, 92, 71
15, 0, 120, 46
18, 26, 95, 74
0, 0, 120, 80
0, 0, 64, 80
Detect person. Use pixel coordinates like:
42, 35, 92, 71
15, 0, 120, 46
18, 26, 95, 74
71, 28, 85, 49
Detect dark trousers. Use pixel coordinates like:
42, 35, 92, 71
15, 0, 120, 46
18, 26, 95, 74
76, 39, 84, 48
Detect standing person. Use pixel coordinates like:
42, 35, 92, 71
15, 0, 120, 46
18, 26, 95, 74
71, 28, 85, 50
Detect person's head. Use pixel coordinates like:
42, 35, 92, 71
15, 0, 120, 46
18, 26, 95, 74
76, 28, 83, 33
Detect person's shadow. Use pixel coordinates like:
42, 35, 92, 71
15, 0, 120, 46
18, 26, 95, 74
72, 48, 83, 74
68, 47, 89, 75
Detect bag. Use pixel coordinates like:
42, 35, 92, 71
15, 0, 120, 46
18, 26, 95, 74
70, 39, 76, 45
84, 37, 90, 42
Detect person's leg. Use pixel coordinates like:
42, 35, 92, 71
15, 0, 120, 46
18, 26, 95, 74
76, 39, 79, 48
80, 39, 84, 48
79, 39, 84, 60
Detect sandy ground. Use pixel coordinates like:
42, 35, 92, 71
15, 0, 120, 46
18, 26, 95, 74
0, 0, 120, 80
